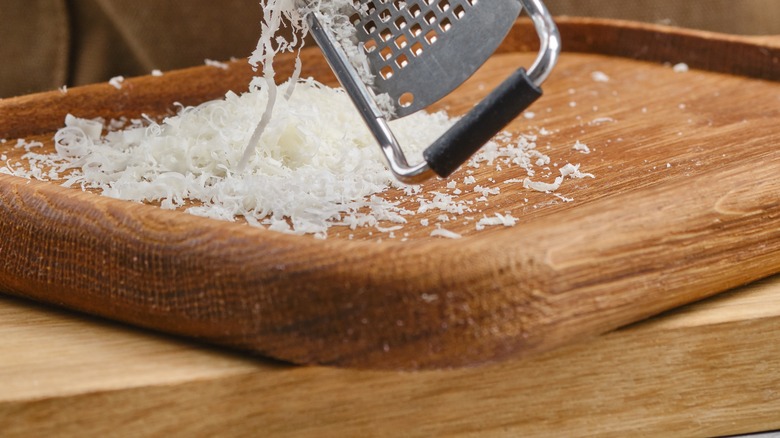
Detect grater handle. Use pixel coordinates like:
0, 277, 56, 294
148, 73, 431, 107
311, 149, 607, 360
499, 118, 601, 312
422, 68, 542, 178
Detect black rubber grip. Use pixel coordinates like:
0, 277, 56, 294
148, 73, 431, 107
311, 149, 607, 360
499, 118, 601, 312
423, 68, 542, 178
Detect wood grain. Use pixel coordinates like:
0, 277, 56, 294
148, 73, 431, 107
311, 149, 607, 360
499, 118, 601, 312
3, 275, 780, 437
0, 18, 779, 369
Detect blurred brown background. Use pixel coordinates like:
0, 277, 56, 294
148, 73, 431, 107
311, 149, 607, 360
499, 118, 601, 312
1, 0, 779, 98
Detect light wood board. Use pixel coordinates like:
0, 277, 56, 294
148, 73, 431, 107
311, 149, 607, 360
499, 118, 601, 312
2, 274, 780, 437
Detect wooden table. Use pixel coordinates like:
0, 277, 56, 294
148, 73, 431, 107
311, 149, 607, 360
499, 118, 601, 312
2, 20, 780, 437
3, 274, 780, 437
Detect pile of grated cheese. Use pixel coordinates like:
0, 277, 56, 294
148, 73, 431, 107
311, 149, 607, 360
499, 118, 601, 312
1, 92, 593, 239
0, 0, 595, 239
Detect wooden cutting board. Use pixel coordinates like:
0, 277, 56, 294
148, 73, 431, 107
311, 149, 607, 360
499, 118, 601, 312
0, 18, 779, 369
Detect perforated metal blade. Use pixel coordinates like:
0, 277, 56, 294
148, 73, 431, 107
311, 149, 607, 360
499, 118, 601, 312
352, 0, 524, 119
307, 0, 560, 182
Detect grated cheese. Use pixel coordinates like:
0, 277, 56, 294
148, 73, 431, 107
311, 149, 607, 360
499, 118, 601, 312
3, 102, 594, 237
572, 140, 590, 154
205, 59, 229, 70
476, 213, 517, 231
523, 163, 594, 193
590, 71, 610, 83
0, 0, 597, 239
109, 76, 125, 89
588, 117, 615, 126
430, 224, 462, 239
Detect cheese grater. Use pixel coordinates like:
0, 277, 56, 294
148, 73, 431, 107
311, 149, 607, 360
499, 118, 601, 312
306, 0, 560, 182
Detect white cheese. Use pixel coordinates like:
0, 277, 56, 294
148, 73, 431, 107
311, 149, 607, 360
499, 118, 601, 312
590, 71, 610, 82
204, 59, 229, 70
430, 225, 462, 239
523, 163, 595, 193
109, 76, 125, 89
476, 213, 517, 231
572, 140, 590, 154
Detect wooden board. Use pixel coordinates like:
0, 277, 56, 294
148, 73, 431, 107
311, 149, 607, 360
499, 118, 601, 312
3, 274, 780, 437
1, 18, 780, 369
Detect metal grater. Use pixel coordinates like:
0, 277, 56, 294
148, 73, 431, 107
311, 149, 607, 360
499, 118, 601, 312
307, 0, 560, 182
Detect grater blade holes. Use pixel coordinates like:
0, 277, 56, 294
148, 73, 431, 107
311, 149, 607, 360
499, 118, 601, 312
411, 42, 424, 57
380, 65, 394, 79
399, 92, 415, 108
363, 39, 378, 53
394, 34, 409, 49
380, 46, 393, 60
440, 17, 452, 32
395, 54, 410, 69
453, 5, 465, 19
364, 20, 377, 34
424, 29, 438, 45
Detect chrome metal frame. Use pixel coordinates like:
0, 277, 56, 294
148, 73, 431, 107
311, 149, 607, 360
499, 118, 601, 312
307, 0, 561, 183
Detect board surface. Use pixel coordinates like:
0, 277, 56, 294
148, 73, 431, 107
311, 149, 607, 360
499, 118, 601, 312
0, 18, 779, 369
3, 273, 780, 437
